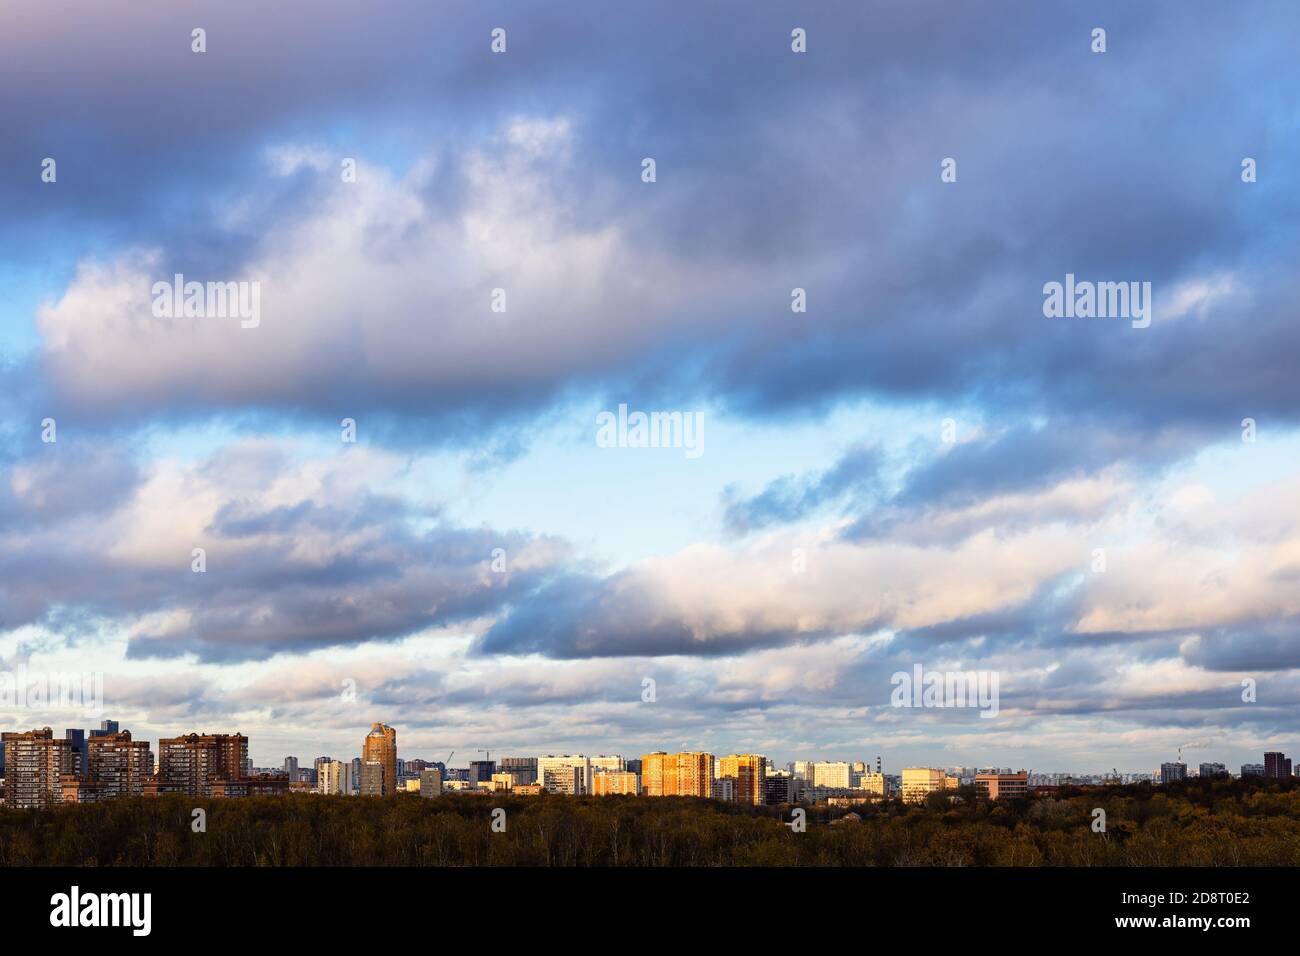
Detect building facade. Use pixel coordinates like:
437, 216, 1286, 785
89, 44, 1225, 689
499, 757, 538, 785
1160, 762, 1188, 784
974, 771, 1028, 800
362, 723, 398, 796
718, 754, 767, 805
1, 728, 75, 809
592, 770, 639, 795
811, 761, 852, 789
1264, 752, 1292, 779
86, 730, 151, 799
318, 759, 352, 795
537, 755, 592, 794
359, 761, 387, 796
901, 767, 950, 804
154, 733, 249, 798
640, 752, 715, 797
419, 768, 443, 797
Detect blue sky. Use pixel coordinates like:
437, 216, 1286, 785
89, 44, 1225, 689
3, 0, 1300, 774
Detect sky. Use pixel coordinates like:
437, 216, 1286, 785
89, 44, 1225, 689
2, 0, 1300, 774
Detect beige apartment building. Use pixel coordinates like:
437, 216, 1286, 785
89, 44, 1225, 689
901, 767, 959, 804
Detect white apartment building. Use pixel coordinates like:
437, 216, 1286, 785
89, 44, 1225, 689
812, 761, 852, 789
537, 755, 592, 794
317, 759, 352, 795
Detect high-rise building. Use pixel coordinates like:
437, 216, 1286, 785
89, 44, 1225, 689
718, 754, 767, 805
362, 723, 397, 796
811, 761, 851, 789
1241, 763, 1265, 777
537, 755, 592, 795
283, 756, 299, 782
975, 771, 1028, 800
592, 771, 639, 795
350, 757, 362, 794
764, 771, 797, 805
901, 767, 948, 803
65, 728, 88, 776
857, 772, 886, 798
318, 759, 352, 795
590, 755, 626, 774
1, 728, 76, 809
359, 761, 387, 796
640, 752, 714, 797
87, 730, 151, 799
1264, 752, 1292, 779
1160, 762, 1187, 784
468, 760, 496, 785
419, 768, 443, 797
499, 757, 538, 785
1198, 763, 1227, 778
152, 733, 249, 798
89, 720, 120, 738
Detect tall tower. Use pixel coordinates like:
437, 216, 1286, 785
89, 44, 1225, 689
363, 723, 398, 796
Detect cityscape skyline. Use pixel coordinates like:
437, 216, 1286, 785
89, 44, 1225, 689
2, 716, 1293, 783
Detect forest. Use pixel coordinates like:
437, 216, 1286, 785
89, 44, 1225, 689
2, 777, 1299, 866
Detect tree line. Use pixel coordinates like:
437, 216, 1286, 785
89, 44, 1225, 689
2, 776, 1298, 866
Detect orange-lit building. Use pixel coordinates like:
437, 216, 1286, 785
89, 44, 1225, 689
718, 754, 767, 805
640, 751, 714, 797
362, 723, 398, 796
975, 771, 1028, 800
592, 771, 640, 795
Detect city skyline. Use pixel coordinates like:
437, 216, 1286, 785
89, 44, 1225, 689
4, 1, 1300, 774
3, 716, 1293, 780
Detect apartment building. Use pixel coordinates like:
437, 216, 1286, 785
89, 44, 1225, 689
974, 771, 1028, 800
1, 728, 76, 809
152, 733, 249, 798
901, 767, 953, 804
419, 768, 444, 797
641, 751, 715, 797
811, 761, 851, 789
537, 755, 592, 794
718, 754, 767, 805
592, 770, 640, 795
318, 759, 352, 795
